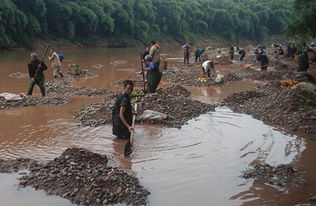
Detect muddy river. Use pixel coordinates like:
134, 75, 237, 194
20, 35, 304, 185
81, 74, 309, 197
0, 48, 316, 206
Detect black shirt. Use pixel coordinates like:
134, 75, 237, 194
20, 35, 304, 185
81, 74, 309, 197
112, 92, 133, 127
28, 60, 47, 78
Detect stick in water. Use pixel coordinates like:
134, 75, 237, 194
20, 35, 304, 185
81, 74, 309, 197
124, 104, 137, 157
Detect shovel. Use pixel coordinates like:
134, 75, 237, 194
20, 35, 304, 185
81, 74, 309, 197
124, 104, 138, 157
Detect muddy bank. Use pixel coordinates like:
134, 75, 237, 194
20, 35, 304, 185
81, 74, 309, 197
0, 148, 149, 206
0, 95, 70, 110
46, 79, 110, 97
74, 85, 214, 128
224, 69, 315, 82
242, 163, 303, 190
224, 81, 316, 138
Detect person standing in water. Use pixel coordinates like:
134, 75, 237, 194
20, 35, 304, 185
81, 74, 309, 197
49, 48, 63, 78
27, 52, 47, 97
229, 46, 234, 61
144, 55, 161, 93
112, 80, 134, 139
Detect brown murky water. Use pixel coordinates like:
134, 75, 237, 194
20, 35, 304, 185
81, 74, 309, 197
0, 48, 316, 206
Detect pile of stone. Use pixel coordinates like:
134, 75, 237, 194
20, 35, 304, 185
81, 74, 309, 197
0, 95, 70, 109
74, 95, 117, 127
242, 163, 303, 188
135, 85, 215, 128
224, 81, 316, 138
225, 69, 315, 82
46, 80, 110, 97
9, 72, 29, 78
74, 85, 215, 128
0, 148, 150, 206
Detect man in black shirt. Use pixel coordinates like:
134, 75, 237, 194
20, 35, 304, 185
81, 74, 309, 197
112, 80, 134, 139
27, 53, 47, 97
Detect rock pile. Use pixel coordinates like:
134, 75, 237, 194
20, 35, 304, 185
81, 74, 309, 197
9, 72, 29, 78
0, 158, 37, 173
2, 148, 150, 206
74, 85, 214, 128
242, 163, 303, 189
74, 95, 117, 127
67, 69, 98, 78
0, 95, 70, 109
224, 82, 316, 138
46, 80, 110, 96
225, 69, 315, 82
135, 85, 214, 128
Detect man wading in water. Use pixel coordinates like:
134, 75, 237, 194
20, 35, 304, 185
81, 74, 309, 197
49, 48, 63, 78
112, 80, 135, 139
27, 53, 47, 97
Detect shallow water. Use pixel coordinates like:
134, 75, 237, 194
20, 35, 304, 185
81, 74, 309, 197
0, 48, 316, 206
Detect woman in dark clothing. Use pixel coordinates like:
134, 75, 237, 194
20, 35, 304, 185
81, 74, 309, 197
112, 80, 134, 139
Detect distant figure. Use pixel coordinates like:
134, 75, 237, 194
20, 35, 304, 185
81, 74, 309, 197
194, 47, 205, 63
201, 60, 216, 78
149, 40, 161, 70
144, 55, 162, 93
27, 53, 47, 97
49, 49, 63, 78
297, 47, 310, 72
182, 42, 191, 65
256, 51, 269, 71
112, 80, 134, 139
238, 48, 246, 61
229, 46, 234, 61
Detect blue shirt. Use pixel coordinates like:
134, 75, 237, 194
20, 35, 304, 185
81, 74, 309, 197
149, 62, 156, 71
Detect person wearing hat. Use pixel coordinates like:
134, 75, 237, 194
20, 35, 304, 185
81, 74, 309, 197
201, 60, 216, 78
144, 55, 162, 93
27, 52, 47, 97
297, 47, 310, 72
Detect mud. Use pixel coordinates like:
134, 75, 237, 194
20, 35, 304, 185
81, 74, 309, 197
0, 148, 149, 206
0, 95, 70, 109
74, 85, 214, 128
242, 163, 303, 190
224, 82, 316, 138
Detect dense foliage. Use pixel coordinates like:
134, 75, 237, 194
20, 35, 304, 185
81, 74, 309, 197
286, 0, 316, 39
0, 0, 293, 48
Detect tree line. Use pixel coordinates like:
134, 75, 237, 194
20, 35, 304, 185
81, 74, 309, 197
0, 0, 294, 49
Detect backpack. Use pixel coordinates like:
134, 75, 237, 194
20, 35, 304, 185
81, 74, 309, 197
57, 52, 64, 62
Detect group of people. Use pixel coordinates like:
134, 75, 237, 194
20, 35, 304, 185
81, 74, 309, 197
27, 49, 64, 97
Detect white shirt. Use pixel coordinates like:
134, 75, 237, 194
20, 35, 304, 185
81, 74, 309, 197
202, 60, 211, 70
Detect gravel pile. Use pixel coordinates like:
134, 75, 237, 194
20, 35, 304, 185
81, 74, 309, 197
74, 85, 214, 128
225, 69, 315, 82
242, 163, 303, 189
224, 82, 316, 138
0, 95, 70, 109
0, 158, 37, 173
4, 148, 150, 206
46, 80, 110, 97
9, 72, 29, 78
135, 85, 214, 128
67, 69, 98, 78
